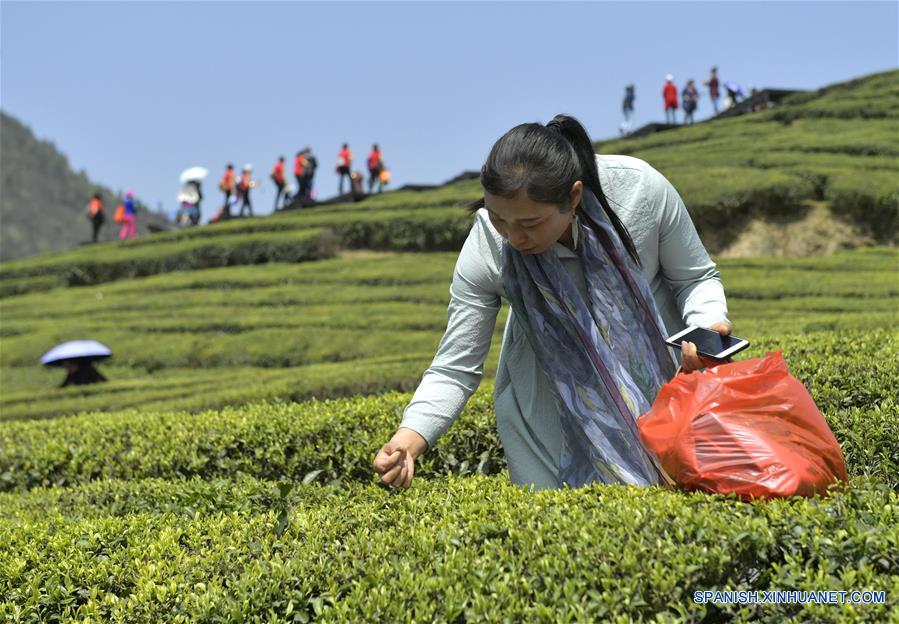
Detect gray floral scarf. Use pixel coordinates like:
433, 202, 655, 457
501, 188, 677, 488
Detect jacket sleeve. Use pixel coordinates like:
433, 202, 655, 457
646, 164, 732, 329
398, 214, 502, 451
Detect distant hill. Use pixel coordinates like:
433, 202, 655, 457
0, 111, 170, 261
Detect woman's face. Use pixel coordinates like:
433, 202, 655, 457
484, 181, 582, 254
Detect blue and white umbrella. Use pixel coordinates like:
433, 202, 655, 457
40, 340, 112, 366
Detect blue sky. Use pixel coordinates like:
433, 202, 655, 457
2, 1, 897, 223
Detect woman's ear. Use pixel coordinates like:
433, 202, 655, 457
570, 180, 584, 211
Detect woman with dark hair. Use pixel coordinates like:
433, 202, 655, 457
373, 115, 732, 492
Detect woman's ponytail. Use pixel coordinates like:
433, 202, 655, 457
545, 115, 641, 267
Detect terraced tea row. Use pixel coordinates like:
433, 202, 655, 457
599, 72, 899, 246
3, 343, 896, 493
1, 473, 895, 623
1, 249, 895, 420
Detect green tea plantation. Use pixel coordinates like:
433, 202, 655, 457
1, 70, 897, 623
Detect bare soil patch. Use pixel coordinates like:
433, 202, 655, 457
718, 202, 877, 258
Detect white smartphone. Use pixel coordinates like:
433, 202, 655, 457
665, 325, 750, 360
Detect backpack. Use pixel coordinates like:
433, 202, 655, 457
86, 199, 102, 218
113, 203, 126, 224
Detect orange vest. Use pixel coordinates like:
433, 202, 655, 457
88, 198, 103, 216
221, 170, 234, 191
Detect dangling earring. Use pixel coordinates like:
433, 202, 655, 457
571, 213, 580, 249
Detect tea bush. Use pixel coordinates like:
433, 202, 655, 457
0, 475, 896, 622
2, 346, 896, 494
1, 248, 895, 421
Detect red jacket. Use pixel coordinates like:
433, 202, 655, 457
338, 148, 352, 168
272, 161, 285, 184
368, 149, 382, 170
663, 83, 679, 108
294, 155, 305, 176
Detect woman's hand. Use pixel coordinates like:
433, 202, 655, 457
680, 322, 733, 373
372, 427, 428, 489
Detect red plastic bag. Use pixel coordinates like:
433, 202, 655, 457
637, 351, 848, 500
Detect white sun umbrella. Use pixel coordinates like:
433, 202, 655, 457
180, 166, 209, 184
40, 340, 112, 366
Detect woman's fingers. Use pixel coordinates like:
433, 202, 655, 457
374, 449, 401, 475
404, 455, 415, 488
374, 447, 414, 489
380, 461, 404, 485
681, 340, 728, 373
373, 450, 393, 473
386, 457, 407, 487
396, 455, 413, 489
394, 460, 409, 488
681, 340, 698, 372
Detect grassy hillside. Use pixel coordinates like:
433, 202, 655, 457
598, 69, 899, 250
1, 70, 896, 296
0, 112, 171, 261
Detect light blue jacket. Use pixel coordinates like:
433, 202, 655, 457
400, 154, 731, 490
